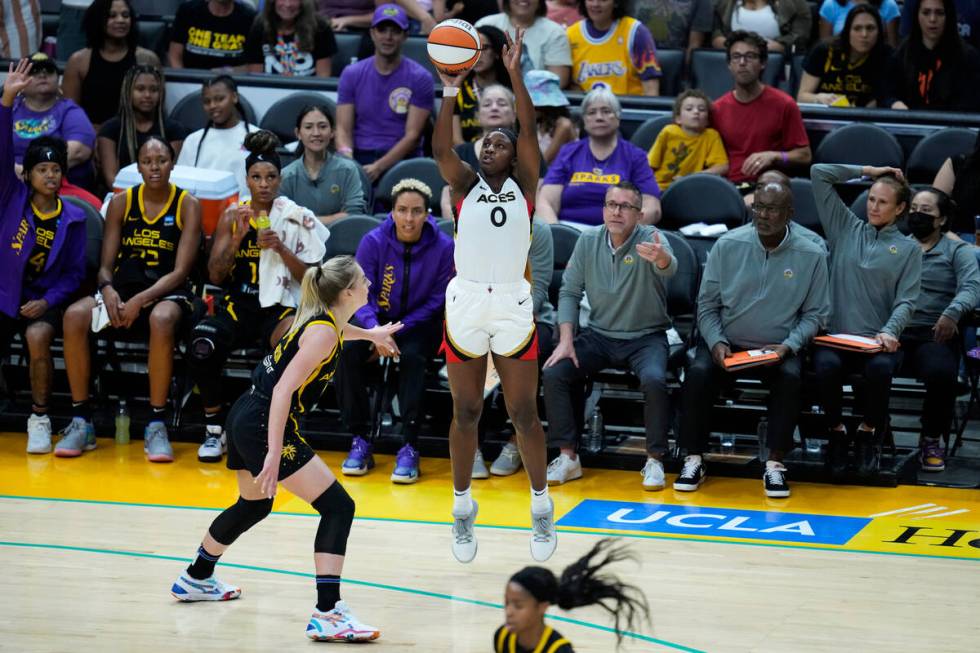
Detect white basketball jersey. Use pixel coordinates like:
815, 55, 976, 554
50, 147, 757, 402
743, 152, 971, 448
454, 175, 533, 283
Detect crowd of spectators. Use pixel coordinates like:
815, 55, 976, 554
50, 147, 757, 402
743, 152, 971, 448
2, 1, 980, 491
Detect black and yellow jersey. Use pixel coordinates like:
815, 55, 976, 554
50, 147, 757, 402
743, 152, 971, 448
229, 210, 262, 300
493, 625, 573, 653
23, 198, 63, 284
116, 183, 187, 278
251, 311, 342, 414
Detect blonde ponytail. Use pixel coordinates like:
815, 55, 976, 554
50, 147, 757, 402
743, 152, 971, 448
289, 255, 361, 334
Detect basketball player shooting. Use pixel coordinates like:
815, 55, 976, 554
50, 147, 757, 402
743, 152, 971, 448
432, 29, 557, 564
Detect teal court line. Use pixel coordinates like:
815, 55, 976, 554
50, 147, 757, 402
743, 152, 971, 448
1, 493, 978, 564
0, 540, 703, 653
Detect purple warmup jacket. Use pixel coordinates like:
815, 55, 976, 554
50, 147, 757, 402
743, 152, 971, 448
353, 214, 454, 332
0, 104, 87, 318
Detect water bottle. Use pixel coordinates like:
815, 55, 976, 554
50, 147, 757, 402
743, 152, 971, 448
585, 407, 604, 454
720, 400, 736, 449
806, 405, 823, 454
115, 400, 130, 445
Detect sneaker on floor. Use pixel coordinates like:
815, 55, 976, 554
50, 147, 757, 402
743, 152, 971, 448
341, 436, 374, 476
451, 500, 479, 563
641, 458, 665, 491
391, 443, 420, 484
471, 449, 490, 479
530, 497, 557, 562
919, 439, 946, 472
171, 572, 241, 602
490, 442, 523, 476
673, 455, 706, 492
144, 422, 174, 463
763, 464, 790, 498
197, 425, 225, 463
26, 414, 52, 454
54, 417, 96, 458
546, 453, 582, 486
306, 600, 380, 642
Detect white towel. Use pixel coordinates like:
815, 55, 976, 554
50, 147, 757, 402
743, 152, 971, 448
258, 196, 330, 308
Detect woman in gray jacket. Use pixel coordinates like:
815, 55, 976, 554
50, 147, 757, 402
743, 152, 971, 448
902, 188, 980, 473
810, 163, 922, 477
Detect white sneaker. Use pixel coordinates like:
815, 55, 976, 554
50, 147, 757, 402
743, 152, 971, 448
471, 450, 490, 479
197, 425, 225, 462
451, 500, 479, 563
546, 453, 582, 486
26, 414, 52, 454
170, 572, 241, 601
490, 442, 523, 476
530, 497, 557, 562
641, 458, 665, 491
306, 600, 380, 642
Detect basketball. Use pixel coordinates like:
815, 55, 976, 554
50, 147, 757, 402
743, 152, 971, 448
427, 19, 481, 76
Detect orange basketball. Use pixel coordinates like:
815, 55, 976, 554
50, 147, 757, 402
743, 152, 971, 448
427, 19, 481, 76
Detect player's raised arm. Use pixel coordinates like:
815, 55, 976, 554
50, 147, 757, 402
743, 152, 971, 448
433, 69, 477, 197
502, 29, 539, 197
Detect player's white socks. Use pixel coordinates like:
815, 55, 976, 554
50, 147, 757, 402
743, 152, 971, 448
530, 486, 550, 514
453, 486, 473, 515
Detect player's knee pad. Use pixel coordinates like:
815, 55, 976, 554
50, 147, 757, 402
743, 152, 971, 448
189, 322, 231, 370
310, 482, 355, 556
209, 496, 274, 546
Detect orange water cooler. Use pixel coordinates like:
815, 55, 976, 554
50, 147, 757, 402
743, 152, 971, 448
112, 164, 239, 236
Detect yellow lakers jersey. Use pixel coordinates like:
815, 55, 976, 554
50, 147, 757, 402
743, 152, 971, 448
568, 17, 653, 96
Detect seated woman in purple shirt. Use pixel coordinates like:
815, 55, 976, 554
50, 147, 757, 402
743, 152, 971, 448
1, 60, 88, 456
536, 87, 660, 227
11, 53, 96, 187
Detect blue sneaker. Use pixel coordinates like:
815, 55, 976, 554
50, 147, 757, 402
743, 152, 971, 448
54, 418, 96, 458
341, 436, 374, 476
390, 444, 420, 484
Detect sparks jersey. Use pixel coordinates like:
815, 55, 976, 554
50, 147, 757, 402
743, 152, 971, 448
23, 199, 63, 285
230, 210, 262, 301
453, 174, 532, 284
493, 625, 573, 653
116, 183, 186, 278
567, 17, 656, 96
252, 311, 342, 414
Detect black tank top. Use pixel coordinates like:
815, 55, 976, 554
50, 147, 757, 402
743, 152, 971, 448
113, 183, 187, 296
251, 311, 343, 414
81, 47, 136, 125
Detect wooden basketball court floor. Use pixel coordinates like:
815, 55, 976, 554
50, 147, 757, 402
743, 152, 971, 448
1, 434, 978, 652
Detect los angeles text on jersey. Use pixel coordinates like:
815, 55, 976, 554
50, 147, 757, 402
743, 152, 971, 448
121, 228, 176, 251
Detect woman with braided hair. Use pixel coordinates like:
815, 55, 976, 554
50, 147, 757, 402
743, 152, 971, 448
496, 538, 650, 652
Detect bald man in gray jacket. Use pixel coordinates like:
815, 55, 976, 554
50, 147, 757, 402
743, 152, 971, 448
674, 181, 829, 499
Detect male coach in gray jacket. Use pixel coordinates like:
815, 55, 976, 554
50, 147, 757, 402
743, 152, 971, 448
673, 180, 830, 498
542, 181, 677, 491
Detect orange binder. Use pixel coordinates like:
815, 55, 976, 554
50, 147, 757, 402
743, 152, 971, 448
722, 349, 781, 371
814, 334, 883, 353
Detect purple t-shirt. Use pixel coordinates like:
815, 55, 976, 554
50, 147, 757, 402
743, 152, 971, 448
337, 56, 434, 154
543, 137, 660, 226
11, 97, 96, 164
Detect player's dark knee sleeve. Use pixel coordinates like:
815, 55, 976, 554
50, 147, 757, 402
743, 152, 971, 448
311, 482, 355, 556
188, 322, 232, 402
209, 496, 274, 546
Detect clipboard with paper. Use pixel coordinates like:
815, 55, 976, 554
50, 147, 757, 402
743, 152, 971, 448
813, 334, 883, 353
722, 349, 781, 371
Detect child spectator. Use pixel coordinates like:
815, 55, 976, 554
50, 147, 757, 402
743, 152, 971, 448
525, 69, 576, 165
245, 0, 337, 77
647, 89, 728, 191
